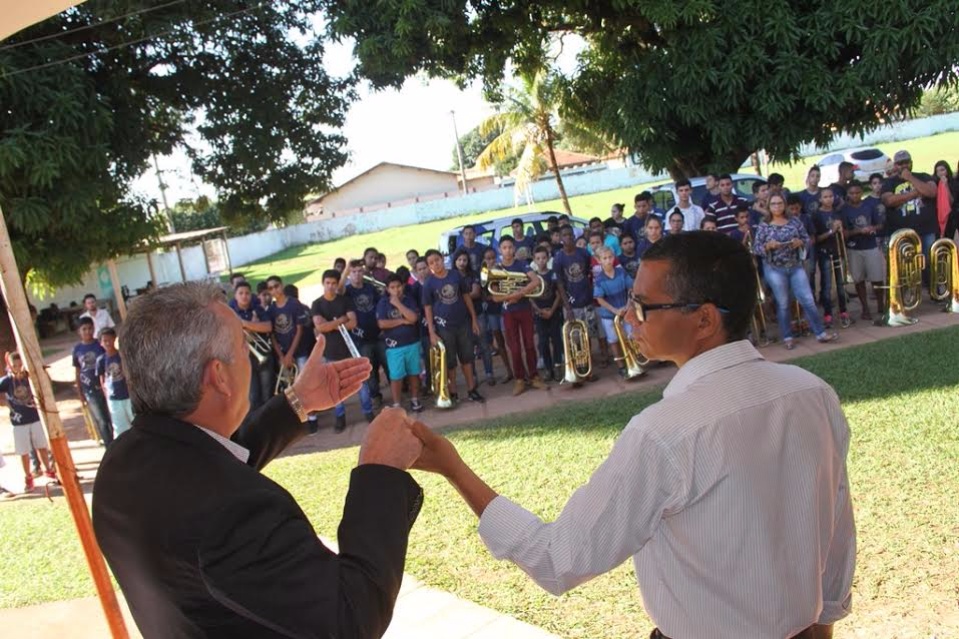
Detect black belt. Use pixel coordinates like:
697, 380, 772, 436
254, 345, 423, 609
651, 625, 830, 639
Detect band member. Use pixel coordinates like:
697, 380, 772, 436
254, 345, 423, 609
842, 180, 886, 321
635, 216, 665, 258
553, 225, 598, 383
96, 329, 134, 438
411, 257, 434, 392
619, 234, 640, 279
363, 246, 392, 282
405, 249, 420, 272
729, 206, 752, 244
497, 236, 547, 395
312, 270, 375, 432
625, 192, 655, 243
377, 274, 424, 413
477, 248, 513, 386
1, 352, 56, 491
342, 260, 387, 408
460, 225, 487, 272
531, 245, 564, 382
256, 281, 272, 309
421, 249, 485, 403
333, 257, 346, 273
79, 293, 115, 339
231, 281, 273, 409
409, 232, 855, 639
881, 150, 938, 283
812, 188, 851, 329
592, 246, 634, 379
73, 317, 113, 447
510, 218, 535, 261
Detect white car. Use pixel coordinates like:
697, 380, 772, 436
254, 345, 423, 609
815, 148, 891, 185
438, 212, 589, 259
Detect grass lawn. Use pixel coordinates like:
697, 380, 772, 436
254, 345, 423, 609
237, 130, 959, 294
3, 327, 958, 637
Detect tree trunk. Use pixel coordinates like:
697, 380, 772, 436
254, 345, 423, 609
544, 126, 572, 216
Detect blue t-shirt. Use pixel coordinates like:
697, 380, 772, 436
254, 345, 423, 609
0, 374, 40, 424
531, 267, 558, 311
552, 248, 593, 308
293, 300, 315, 358
73, 341, 105, 394
623, 215, 647, 244
262, 298, 301, 355
813, 209, 844, 257
512, 236, 536, 261
345, 282, 381, 343
593, 266, 633, 320
498, 259, 533, 313
619, 252, 640, 279
797, 189, 821, 218
421, 269, 470, 329
229, 299, 259, 322
461, 243, 487, 272
95, 352, 129, 401
842, 199, 882, 251
376, 295, 420, 349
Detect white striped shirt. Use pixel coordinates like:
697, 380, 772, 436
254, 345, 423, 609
478, 340, 855, 638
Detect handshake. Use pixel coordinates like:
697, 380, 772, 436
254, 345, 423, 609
358, 407, 457, 478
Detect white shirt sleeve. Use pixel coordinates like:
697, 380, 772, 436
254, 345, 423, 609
101, 309, 116, 329
477, 422, 687, 596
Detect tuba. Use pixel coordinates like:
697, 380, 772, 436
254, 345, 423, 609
430, 339, 452, 409
481, 265, 545, 298
882, 228, 926, 326
561, 318, 592, 383
245, 330, 272, 366
275, 363, 298, 394
930, 238, 959, 313
613, 314, 646, 379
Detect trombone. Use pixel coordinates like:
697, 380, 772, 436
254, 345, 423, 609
430, 339, 452, 408
245, 330, 272, 366
561, 318, 592, 383
275, 363, 298, 394
363, 275, 387, 294
930, 237, 959, 313
744, 229, 770, 346
613, 314, 646, 379
480, 265, 545, 298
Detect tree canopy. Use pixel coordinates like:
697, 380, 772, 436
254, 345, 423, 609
1, 0, 351, 290
325, 0, 959, 178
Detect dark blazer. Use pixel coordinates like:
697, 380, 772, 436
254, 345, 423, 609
92, 396, 423, 638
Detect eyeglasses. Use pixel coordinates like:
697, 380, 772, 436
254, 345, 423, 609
267, 283, 282, 290
628, 294, 730, 322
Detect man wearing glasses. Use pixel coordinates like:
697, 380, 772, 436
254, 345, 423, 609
410, 232, 856, 639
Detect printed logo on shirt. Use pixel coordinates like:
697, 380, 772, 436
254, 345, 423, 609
106, 361, 124, 381
565, 262, 586, 283
13, 382, 34, 407
79, 350, 97, 369
388, 307, 402, 320
893, 181, 921, 216
354, 292, 375, 313
385, 337, 398, 348
273, 312, 293, 334
439, 283, 459, 305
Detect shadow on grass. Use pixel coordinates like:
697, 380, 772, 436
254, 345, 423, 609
433, 324, 959, 445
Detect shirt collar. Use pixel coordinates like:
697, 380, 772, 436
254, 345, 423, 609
193, 425, 250, 463
663, 340, 764, 398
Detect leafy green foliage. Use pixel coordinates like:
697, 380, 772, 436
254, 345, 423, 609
451, 123, 520, 175
324, 0, 959, 178
170, 197, 269, 239
0, 0, 351, 289
917, 85, 959, 117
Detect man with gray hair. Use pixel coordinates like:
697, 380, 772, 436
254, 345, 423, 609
92, 282, 425, 638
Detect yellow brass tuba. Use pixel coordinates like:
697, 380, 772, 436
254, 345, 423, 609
430, 339, 452, 409
882, 228, 926, 326
930, 238, 959, 313
562, 318, 592, 383
613, 314, 646, 379
480, 265, 545, 298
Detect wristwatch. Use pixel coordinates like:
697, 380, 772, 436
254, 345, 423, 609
284, 386, 309, 423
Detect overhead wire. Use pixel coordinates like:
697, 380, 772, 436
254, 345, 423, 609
0, 1, 274, 79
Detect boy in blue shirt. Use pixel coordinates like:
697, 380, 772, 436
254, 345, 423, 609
96, 328, 134, 438
1, 351, 56, 491
377, 274, 424, 413
553, 225, 598, 383
593, 246, 634, 379
73, 317, 113, 447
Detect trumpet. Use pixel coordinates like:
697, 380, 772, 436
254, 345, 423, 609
363, 275, 386, 294
882, 228, 925, 326
613, 314, 646, 379
930, 237, 959, 313
245, 330, 272, 366
561, 318, 592, 383
430, 339, 452, 409
481, 265, 545, 298
275, 363, 298, 394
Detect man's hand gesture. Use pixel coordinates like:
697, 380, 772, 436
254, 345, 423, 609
291, 334, 371, 413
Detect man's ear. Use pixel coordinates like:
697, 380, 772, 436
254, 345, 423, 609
203, 359, 232, 398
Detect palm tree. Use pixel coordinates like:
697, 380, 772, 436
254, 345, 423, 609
474, 72, 581, 215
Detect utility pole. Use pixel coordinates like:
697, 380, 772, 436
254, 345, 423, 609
450, 110, 468, 196
152, 153, 176, 233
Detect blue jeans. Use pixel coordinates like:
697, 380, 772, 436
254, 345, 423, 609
324, 357, 372, 417
359, 340, 387, 399
248, 353, 275, 410
921, 232, 936, 285
477, 312, 501, 376
84, 389, 114, 447
764, 264, 826, 340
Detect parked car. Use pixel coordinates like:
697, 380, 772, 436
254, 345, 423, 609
438, 211, 590, 259
647, 173, 763, 212
815, 148, 891, 185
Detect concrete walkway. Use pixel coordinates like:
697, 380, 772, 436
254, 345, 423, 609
1, 299, 958, 638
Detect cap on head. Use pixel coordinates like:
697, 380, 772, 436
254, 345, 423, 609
893, 150, 911, 163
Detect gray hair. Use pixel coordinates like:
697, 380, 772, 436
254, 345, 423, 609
120, 282, 235, 417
